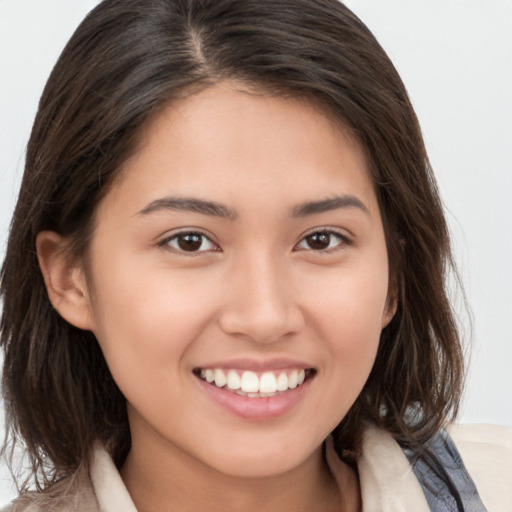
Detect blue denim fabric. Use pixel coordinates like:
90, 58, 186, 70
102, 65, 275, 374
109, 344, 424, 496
402, 429, 487, 512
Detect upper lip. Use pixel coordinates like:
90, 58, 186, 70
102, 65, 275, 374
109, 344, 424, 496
194, 357, 314, 372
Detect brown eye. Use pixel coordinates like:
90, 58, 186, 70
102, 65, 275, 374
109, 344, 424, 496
177, 233, 203, 251
296, 230, 346, 252
165, 232, 217, 253
305, 232, 331, 250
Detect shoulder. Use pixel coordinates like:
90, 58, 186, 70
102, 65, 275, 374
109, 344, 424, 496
2, 444, 137, 512
2, 466, 100, 512
446, 423, 512, 511
447, 422, 512, 452
355, 423, 512, 511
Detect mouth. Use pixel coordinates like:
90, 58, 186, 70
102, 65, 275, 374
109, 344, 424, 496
193, 367, 315, 398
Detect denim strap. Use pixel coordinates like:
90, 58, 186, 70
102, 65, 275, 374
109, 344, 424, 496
402, 429, 487, 512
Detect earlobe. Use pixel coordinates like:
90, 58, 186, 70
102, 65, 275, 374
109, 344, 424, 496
36, 231, 95, 331
382, 279, 399, 328
381, 297, 398, 328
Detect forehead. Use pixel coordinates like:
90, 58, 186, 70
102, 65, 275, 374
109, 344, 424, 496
102, 82, 377, 219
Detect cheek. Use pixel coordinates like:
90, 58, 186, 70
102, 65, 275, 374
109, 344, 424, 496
87, 255, 221, 381
298, 276, 386, 436
306, 258, 389, 337
303, 258, 389, 390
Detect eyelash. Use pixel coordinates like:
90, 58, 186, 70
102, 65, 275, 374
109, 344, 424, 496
294, 229, 351, 253
159, 228, 351, 255
159, 230, 219, 255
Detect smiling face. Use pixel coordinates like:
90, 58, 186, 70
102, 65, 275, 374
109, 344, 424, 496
76, 83, 393, 478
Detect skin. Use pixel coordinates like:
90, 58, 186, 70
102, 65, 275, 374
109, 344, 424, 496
38, 82, 395, 512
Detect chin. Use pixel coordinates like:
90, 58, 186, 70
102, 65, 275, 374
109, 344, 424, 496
196, 433, 321, 479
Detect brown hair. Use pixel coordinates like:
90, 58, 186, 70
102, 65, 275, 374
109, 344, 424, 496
1, 0, 464, 490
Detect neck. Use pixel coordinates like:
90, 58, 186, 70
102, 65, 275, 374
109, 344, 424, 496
120, 430, 359, 512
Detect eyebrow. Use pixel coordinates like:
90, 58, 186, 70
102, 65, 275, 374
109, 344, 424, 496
138, 197, 238, 220
137, 194, 368, 220
291, 195, 369, 217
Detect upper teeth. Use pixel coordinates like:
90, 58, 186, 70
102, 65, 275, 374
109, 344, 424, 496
200, 368, 307, 394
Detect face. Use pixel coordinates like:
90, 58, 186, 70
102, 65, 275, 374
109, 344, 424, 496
81, 83, 393, 478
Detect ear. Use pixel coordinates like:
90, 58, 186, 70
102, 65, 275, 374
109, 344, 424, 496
36, 231, 96, 331
381, 295, 397, 328
381, 275, 399, 329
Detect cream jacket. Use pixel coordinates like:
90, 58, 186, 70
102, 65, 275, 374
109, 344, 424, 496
5, 424, 512, 512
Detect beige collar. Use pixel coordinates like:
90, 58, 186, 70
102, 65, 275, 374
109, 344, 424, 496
90, 444, 137, 512
358, 426, 429, 510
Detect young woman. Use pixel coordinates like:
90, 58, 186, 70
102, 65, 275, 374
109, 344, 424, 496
1, 1, 510, 511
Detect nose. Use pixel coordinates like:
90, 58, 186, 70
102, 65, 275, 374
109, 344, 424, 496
218, 255, 305, 344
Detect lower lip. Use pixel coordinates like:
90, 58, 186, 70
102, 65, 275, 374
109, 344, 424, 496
195, 375, 313, 421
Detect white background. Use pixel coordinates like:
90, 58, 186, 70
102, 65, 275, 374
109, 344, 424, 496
0, 0, 511, 504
